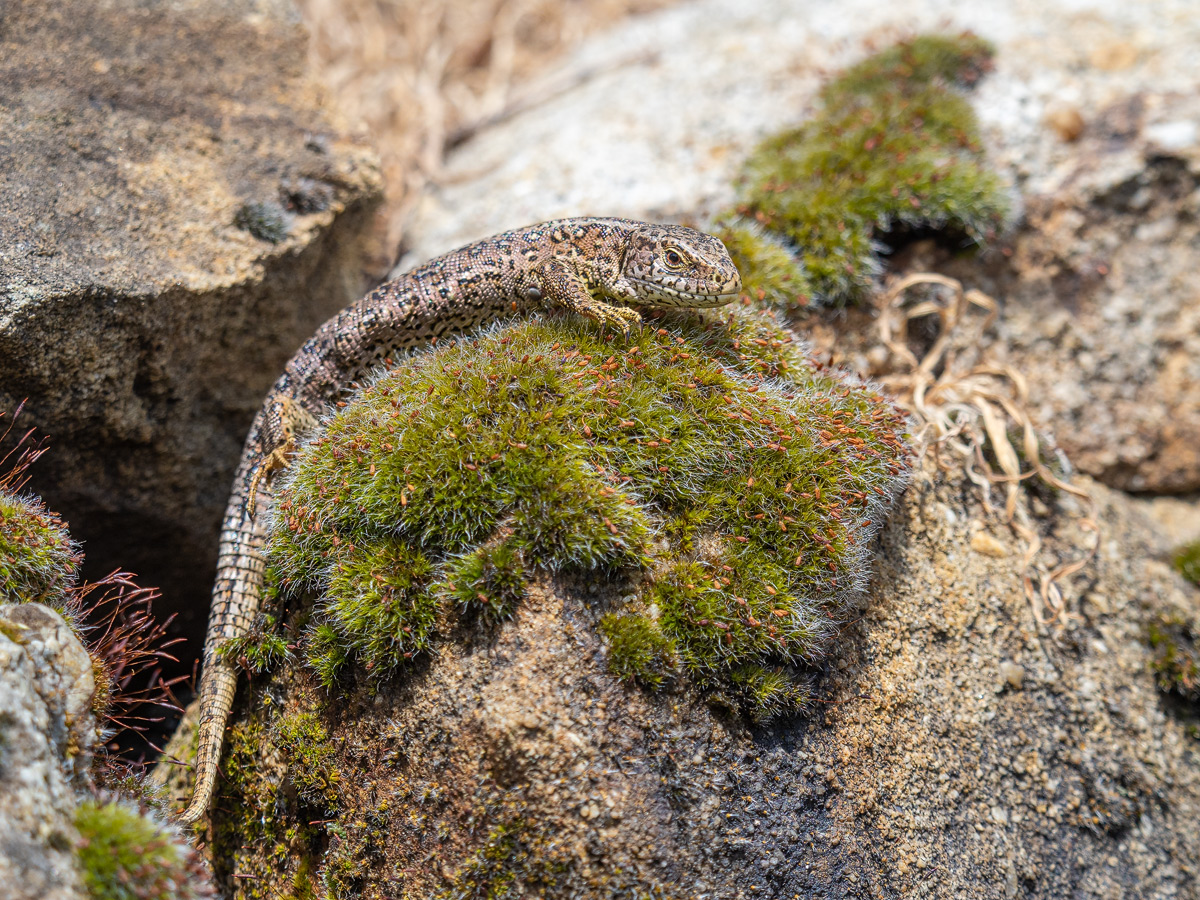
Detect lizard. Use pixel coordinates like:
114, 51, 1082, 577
178, 217, 741, 824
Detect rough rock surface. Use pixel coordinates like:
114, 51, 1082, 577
401, 0, 1200, 494
949, 90, 1200, 493
1140, 493, 1200, 550
0, 603, 95, 900
0, 0, 383, 634
161, 460, 1200, 898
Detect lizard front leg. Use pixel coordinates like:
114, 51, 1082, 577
247, 395, 319, 517
533, 257, 642, 334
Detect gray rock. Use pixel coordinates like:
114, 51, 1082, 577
0, 0, 383, 632
0, 603, 95, 900
979, 92, 1200, 493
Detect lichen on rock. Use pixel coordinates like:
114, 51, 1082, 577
0, 603, 204, 900
0, 602, 97, 900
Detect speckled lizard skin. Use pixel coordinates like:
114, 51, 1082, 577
179, 217, 741, 824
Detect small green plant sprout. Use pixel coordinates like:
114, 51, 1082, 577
75, 798, 211, 900
268, 310, 910, 722
599, 611, 677, 689
444, 539, 528, 624
1148, 613, 1199, 704
217, 611, 292, 674
1175, 540, 1200, 587
726, 32, 1008, 308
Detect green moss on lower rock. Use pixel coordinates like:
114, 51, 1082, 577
276, 708, 342, 811
1174, 540, 1200, 587
1148, 614, 1199, 703
75, 799, 204, 900
209, 711, 293, 894
729, 32, 1008, 307
0, 490, 80, 612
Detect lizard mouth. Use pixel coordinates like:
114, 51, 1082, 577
627, 277, 741, 307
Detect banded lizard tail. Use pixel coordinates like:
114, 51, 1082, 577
179, 217, 741, 824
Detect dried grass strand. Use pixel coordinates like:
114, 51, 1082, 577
876, 272, 1099, 628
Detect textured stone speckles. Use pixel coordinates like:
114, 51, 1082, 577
0, 603, 95, 900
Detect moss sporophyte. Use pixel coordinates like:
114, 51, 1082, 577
723, 32, 1008, 309
258, 310, 909, 721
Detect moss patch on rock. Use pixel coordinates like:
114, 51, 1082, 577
725, 32, 1008, 308
434, 818, 571, 899
216, 569, 295, 675
277, 708, 343, 812
1174, 540, 1200, 587
75, 799, 204, 900
0, 490, 80, 612
208, 706, 317, 899
1154, 542, 1200, 706
264, 309, 909, 723
1148, 614, 1200, 704
217, 612, 292, 675
598, 612, 677, 690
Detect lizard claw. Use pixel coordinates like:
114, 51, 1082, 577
605, 305, 642, 336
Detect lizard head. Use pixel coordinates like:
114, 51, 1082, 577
623, 224, 742, 307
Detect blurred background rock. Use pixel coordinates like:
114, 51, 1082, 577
296, 0, 677, 261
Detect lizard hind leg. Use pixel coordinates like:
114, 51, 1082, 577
247, 395, 320, 518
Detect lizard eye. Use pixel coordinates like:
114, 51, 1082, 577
664, 249, 685, 269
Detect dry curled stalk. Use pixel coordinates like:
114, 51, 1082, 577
875, 272, 1099, 628
0, 399, 47, 495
